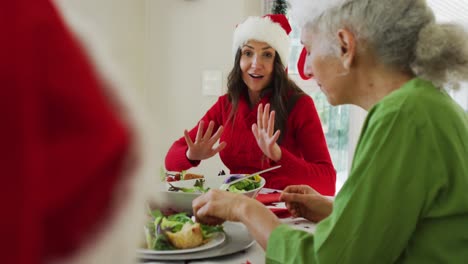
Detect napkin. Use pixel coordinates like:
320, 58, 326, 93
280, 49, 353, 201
256, 192, 281, 205
256, 192, 291, 218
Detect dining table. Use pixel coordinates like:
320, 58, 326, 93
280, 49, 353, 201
138, 188, 319, 264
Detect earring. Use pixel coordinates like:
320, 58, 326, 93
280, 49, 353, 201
343, 59, 351, 70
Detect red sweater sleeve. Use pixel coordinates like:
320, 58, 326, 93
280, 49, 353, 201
164, 95, 228, 171
271, 95, 336, 195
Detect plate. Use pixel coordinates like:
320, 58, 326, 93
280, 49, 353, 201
137, 232, 225, 255
138, 222, 255, 261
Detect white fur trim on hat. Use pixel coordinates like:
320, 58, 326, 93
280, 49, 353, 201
288, 0, 346, 27
233, 16, 290, 66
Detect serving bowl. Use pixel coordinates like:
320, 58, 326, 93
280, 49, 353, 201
154, 174, 266, 214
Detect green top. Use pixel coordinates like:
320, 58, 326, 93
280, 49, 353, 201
266, 78, 468, 263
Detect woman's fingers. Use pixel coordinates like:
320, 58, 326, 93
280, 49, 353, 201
208, 125, 223, 144
257, 103, 263, 130
183, 129, 194, 147
184, 121, 226, 161
262, 104, 270, 130
203, 121, 215, 141
271, 130, 281, 143
194, 200, 225, 225
251, 123, 259, 139
195, 120, 204, 142
255, 103, 276, 135
193, 190, 237, 224
212, 141, 227, 154
283, 185, 314, 195
267, 110, 275, 136
280, 192, 307, 204
285, 201, 301, 218
193, 190, 214, 216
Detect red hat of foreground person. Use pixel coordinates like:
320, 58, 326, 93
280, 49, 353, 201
233, 14, 292, 67
297, 46, 312, 80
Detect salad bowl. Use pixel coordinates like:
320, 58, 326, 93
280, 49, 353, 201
155, 174, 266, 214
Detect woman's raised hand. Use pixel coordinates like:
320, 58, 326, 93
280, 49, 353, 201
184, 120, 226, 161
280, 185, 333, 223
252, 103, 282, 162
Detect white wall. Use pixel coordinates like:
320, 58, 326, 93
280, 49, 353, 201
53, 0, 263, 178
146, 0, 262, 175
54, 0, 146, 98
51, 0, 468, 185
449, 84, 468, 111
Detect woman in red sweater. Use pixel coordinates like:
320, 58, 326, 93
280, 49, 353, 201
165, 14, 336, 194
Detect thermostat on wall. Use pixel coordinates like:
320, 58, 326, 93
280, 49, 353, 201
202, 70, 223, 96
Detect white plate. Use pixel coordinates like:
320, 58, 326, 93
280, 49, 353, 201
138, 222, 255, 261
138, 232, 225, 255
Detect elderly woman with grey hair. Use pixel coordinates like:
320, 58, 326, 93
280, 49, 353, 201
193, 0, 468, 263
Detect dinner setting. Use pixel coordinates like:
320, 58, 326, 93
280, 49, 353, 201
7, 0, 468, 264
140, 171, 262, 261
140, 165, 318, 262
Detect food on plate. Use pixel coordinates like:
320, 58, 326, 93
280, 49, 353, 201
168, 179, 210, 193
163, 169, 204, 182
166, 222, 203, 249
224, 174, 262, 193
165, 171, 181, 182
183, 172, 204, 180
144, 210, 223, 250
167, 175, 263, 194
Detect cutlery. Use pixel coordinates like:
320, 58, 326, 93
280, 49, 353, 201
219, 165, 281, 191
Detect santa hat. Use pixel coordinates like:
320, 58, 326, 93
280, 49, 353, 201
49, 2, 158, 264
289, 0, 346, 80
232, 14, 292, 66
297, 46, 312, 80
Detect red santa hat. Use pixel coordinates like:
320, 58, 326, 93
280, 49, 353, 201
232, 14, 292, 67
297, 46, 313, 80
4, 1, 157, 263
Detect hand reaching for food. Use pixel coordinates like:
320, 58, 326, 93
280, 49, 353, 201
184, 120, 227, 161
251, 103, 282, 162
193, 189, 250, 225
193, 189, 281, 249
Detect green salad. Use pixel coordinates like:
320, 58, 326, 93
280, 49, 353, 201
144, 209, 223, 250
224, 175, 262, 193
167, 179, 210, 193
167, 175, 262, 193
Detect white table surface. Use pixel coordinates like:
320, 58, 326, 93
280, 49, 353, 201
140, 189, 317, 264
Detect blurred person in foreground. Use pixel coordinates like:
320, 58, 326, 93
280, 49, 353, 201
165, 14, 336, 194
193, 0, 468, 263
0, 0, 154, 263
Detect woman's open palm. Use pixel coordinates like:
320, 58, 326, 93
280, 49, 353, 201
184, 120, 226, 161
252, 103, 282, 161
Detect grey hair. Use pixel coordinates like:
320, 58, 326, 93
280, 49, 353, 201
289, 0, 468, 89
